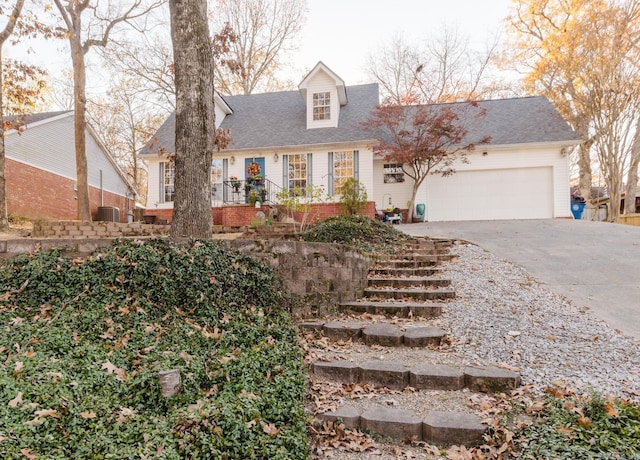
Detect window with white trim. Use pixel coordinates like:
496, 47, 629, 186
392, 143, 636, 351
211, 159, 223, 202
160, 161, 175, 202
313, 92, 331, 120
287, 154, 308, 190
383, 163, 405, 183
333, 151, 354, 195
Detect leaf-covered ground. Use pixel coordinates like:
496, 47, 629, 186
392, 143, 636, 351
0, 239, 308, 459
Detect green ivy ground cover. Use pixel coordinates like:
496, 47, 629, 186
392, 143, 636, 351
0, 239, 308, 459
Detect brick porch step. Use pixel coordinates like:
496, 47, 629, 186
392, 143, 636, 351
367, 276, 452, 289
368, 267, 443, 277
298, 321, 448, 347
338, 301, 444, 318
317, 405, 485, 447
311, 361, 521, 393
363, 287, 456, 301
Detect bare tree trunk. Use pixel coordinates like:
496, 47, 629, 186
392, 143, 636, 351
577, 140, 593, 204
0, 48, 10, 231
169, 0, 215, 239
625, 120, 640, 215
70, 32, 92, 222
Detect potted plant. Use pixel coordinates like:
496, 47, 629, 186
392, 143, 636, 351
253, 174, 263, 185
229, 176, 240, 192
259, 187, 267, 203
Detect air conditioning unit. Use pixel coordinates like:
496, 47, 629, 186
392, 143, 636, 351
97, 206, 120, 222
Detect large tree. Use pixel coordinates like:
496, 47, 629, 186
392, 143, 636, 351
365, 102, 490, 221
53, 0, 163, 222
506, 0, 640, 212
169, 0, 216, 238
210, 0, 306, 95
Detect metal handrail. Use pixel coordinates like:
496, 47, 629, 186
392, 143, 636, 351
222, 178, 282, 204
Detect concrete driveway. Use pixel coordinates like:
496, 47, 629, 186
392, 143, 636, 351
398, 219, 640, 339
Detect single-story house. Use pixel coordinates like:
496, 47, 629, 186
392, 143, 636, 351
139, 61, 580, 225
4, 111, 136, 222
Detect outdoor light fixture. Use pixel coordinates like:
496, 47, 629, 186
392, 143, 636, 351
273, 153, 279, 162
230, 156, 235, 165
560, 148, 568, 157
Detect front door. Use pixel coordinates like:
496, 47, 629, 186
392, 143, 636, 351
245, 157, 265, 181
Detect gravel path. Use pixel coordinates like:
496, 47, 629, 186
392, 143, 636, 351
442, 243, 640, 400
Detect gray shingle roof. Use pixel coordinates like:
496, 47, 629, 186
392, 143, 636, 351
458, 96, 580, 145
139, 92, 579, 156
140, 84, 380, 155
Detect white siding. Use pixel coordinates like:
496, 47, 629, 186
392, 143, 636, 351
372, 160, 414, 211
7, 113, 132, 198
305, 71, 340, 129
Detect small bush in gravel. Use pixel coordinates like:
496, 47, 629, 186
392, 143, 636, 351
301, 215, 412, 254
0, 239, 308, 459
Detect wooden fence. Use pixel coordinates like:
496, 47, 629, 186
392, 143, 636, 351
617, 213, 640, 226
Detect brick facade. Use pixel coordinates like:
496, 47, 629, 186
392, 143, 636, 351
142, 201, 378, 227
7, 158, 134, 222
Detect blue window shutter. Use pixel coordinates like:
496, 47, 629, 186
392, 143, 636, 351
353, 150, 359, 180
283, 155, 289, 190
159, 162, 165, 204
307, 153, 312, 186
327, 152, 333, 196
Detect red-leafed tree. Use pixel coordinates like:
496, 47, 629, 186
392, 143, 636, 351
365, 102, 490, 221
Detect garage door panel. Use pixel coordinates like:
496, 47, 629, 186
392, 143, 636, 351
427, 167, 553, 221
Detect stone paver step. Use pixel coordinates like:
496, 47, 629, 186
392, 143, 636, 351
368, 267, 443, 277
367, 277, 452, 289
310, 361, 521, 393
384, 253, 456, 263
375, 259, 440, 269
299, 321, 448, 348
338, 301, 444, 318
363, 287, 456, 301
317, 405, 485, 447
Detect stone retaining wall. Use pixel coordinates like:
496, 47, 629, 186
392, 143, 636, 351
0, 237, 372, 316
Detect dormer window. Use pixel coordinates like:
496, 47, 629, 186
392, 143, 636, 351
313, 92, 331, 120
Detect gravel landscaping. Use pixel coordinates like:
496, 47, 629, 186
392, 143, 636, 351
442, 242, 640, 401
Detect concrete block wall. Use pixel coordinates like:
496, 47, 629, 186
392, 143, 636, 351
32, 220, 170, 239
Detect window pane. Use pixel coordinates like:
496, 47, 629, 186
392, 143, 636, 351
164, 162, 175, 202
333, 151, 353, 195
287, 153, 307, 191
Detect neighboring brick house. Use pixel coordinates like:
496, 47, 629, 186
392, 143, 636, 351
4, 111, 136, 222
140, 61, 580, 226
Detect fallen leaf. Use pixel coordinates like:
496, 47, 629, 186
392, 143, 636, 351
46, 372, 63, 382
13, 361, 24, 376
102, 360, 127, 381
577, 416, 591, 427
20, 448, 37, 460
24, 417, 45, 426
35, 409, 60, 418
260, 421, 279, 436
8, 392, 23, 408
79, 411, 97, 419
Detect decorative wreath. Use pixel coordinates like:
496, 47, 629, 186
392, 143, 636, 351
247, 161, 261, 177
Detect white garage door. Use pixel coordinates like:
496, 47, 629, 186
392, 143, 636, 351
426, 167, 554, 221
